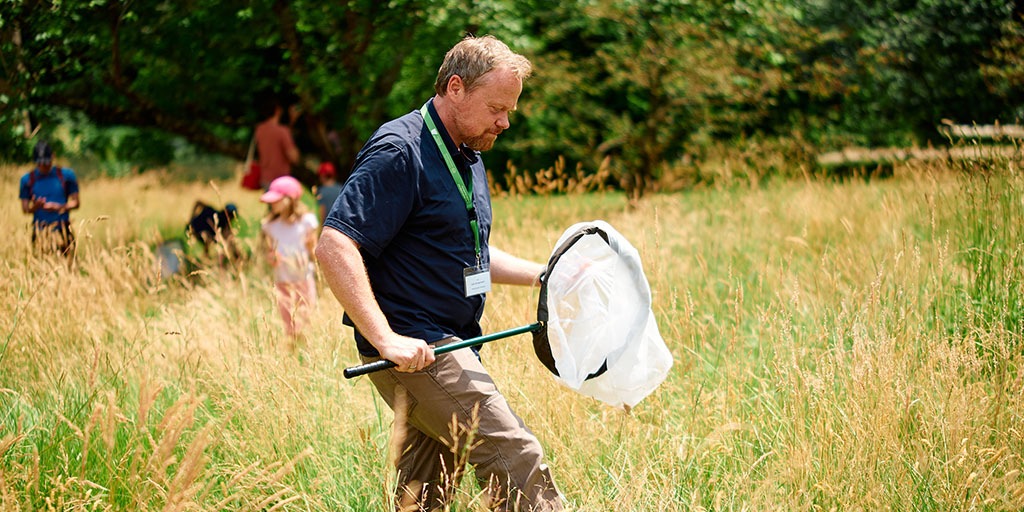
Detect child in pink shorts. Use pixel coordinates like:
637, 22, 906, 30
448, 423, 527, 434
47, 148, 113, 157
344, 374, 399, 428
260, 176, 318, 344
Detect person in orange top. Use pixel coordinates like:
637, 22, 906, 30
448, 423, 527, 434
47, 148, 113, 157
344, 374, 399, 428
254, 97, 300, 188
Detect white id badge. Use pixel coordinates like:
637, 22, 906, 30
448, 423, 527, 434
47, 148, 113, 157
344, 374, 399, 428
463, 265, 491, 297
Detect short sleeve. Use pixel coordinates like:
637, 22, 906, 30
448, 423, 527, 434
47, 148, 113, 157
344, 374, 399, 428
63, 169, 80, 195
324, 142, 415, 257
302, 212, 318, 232
18, 174, 31, 200
280, 129, 297, 153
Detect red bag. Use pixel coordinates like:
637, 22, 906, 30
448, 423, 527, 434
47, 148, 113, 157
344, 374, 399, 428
241, 136, 261, 190
241, 161, 261, 190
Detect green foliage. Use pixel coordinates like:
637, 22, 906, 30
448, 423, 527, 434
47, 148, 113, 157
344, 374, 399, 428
74, 126, 176, 177
0, 105, 34, 162
0, 0, 475, 180
981, 15, 1024, 118
501, 0, 849, 199
803, 0, 1020, 144
2, 0, 1024, 197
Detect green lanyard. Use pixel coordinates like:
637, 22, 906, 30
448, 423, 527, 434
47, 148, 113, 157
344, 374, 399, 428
420, 103, 482, 264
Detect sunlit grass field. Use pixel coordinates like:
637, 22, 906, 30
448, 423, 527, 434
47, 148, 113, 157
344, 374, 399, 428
2, 158, 1023, 511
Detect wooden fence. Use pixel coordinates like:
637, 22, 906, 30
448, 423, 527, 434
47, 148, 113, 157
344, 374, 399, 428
817, 123, 1022, 168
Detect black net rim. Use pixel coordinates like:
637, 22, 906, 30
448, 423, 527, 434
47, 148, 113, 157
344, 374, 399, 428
532, 225, 611, 380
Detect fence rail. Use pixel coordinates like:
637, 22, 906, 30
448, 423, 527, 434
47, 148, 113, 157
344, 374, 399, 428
817, 145, 1019, 167
818, 122, 1022, 167
937, 122, 1024, 140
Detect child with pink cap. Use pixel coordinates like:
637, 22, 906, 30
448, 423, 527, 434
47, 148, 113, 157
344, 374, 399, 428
260, 176, 319, 346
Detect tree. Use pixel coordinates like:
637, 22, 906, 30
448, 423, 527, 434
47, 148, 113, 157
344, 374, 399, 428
509, 0, 832, 200
980, 14, 1024, 119
803, 0, 1020, 145
5, 0, 1022, 194
0, 0, 470, 184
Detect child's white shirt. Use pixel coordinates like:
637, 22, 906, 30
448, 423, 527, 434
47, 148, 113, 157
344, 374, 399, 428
262, 212, 318, 282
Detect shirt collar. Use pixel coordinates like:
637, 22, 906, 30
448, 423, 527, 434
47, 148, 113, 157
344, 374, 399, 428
425, 98, 480, 166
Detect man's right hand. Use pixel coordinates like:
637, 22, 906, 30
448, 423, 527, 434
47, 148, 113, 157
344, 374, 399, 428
376, 333, 436, 373
316, 229, 435, 373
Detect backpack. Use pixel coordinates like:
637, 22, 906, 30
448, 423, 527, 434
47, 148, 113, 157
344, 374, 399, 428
27, 167, 72, 200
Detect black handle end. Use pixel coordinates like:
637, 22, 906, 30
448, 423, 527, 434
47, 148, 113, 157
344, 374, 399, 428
343, 358, 396, 379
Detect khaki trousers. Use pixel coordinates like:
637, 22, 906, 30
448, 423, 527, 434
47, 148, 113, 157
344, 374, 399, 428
361, 339, 562, 511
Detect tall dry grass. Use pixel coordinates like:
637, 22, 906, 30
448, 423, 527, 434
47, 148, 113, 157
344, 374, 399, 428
1, 154, 1023, 510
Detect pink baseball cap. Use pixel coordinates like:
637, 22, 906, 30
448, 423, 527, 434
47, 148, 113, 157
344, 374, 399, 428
260, 176, 303, 203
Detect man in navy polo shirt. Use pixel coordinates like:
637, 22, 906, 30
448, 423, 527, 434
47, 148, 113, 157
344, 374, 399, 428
316, 36, 562, 511
19, 140, 80, 258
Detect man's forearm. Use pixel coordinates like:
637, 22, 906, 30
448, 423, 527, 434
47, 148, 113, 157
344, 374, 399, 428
315, 228, 395, 346
316, 227, 435, 370
490, 247, 544, 286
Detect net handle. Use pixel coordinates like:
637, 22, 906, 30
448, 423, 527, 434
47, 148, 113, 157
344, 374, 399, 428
343, 322, 543, 379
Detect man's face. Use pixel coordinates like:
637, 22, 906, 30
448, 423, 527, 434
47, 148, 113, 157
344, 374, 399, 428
450, 67, 523, 152
36, 158, 53, 173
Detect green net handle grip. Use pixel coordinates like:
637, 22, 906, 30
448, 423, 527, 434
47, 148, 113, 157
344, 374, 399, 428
343, 322, 543, 379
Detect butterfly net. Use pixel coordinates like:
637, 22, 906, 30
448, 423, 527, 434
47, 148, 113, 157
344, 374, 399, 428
533, 221, 673, 409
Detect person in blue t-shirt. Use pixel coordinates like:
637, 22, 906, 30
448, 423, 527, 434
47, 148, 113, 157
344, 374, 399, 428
313, 161, 342, 226
19, 141, 80, 258
316, 36, 562, 511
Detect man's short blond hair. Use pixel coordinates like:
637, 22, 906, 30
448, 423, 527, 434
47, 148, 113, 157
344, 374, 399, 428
434, 35, 532, 96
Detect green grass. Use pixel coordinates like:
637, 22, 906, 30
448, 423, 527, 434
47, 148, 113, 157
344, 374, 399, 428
1, 158, 1023, 510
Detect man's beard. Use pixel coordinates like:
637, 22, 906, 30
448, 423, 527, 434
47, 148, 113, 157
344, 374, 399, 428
463, 133, 497, 152
452, 110, 499, 152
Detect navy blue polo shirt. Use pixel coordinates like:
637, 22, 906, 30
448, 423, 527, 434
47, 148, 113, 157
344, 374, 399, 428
324, 99, 493, 357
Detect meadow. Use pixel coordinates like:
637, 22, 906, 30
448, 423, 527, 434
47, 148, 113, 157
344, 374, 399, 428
1, 156, 1022, 511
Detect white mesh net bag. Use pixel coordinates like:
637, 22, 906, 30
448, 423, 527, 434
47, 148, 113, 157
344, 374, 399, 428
533, 221, 673, 409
